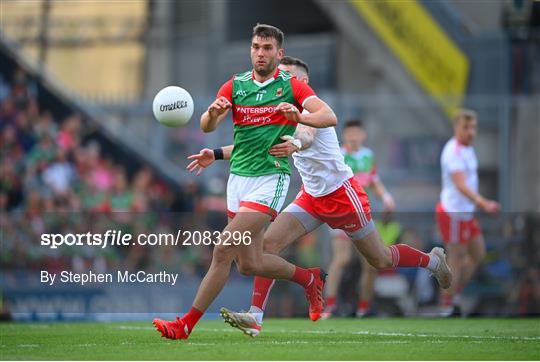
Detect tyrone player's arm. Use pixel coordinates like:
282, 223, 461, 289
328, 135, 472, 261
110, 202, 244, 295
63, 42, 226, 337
268, 125, 316, 158
298, 97, 337, 128
294, 124, 317, 150
451, 172, 500, 213
277, 78, 337, 128
277, 97, 337, 128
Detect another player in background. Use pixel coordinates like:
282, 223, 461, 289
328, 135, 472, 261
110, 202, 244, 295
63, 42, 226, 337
153, 24, 338, 340
323, 120, 396, 318
436, 109, 500, 316
188, 56, 452, 337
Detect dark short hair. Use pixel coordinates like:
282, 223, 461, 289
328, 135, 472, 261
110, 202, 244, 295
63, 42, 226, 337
344, 119, 364, 129
280, 56, 309, 75
252, 23, 284, 48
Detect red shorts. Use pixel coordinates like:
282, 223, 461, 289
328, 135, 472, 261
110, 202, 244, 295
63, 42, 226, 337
436, 202, 481, 244
292, 178, 372, 233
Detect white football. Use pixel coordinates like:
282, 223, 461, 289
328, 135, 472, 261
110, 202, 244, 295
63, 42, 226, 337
152, 86, 194, 127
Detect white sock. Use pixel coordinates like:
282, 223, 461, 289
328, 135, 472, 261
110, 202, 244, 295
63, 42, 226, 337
249, 306, 264, 325
426, 254, 440, 272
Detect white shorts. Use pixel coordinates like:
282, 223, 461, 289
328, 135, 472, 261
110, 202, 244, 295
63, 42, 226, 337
227, 173, 290, 220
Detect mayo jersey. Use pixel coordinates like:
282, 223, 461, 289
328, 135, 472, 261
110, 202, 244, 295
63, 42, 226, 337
440, 137, 478, 216
217, 68, 316, 177
342, 147, 378, 188
292, 114, 353, 197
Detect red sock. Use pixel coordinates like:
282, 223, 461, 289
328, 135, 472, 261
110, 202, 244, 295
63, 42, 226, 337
183, 307, 203, 332
358, 299, 370, 312
326, 296, 337, 308
251, 277, 275, 311
389, 244, 430, 268
292, 266, 313, 288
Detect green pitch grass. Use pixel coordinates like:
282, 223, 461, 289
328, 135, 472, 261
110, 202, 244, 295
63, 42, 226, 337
1, 318, 539, 360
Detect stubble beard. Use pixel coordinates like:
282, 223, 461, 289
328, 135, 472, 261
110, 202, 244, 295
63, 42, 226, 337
254, 59, 277, 78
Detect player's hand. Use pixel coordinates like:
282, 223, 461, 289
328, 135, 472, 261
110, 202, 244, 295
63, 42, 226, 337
186, 148, 215, 176
382, 192, 396, 212
269, 135, 300, 158
208, 97, 232, 118
478, 199, 501, 214
276, 102, 301, 123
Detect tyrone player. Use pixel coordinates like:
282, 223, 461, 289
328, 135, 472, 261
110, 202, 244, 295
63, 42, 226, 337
152, 24, 338, 340
187, 56, 452, 337
436, 109, 500, 316
323, 120, 396, 318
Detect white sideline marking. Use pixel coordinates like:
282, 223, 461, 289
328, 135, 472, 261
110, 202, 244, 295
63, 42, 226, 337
117, 325, 154, 330
202, 327, 540, 341
17, 344, 40, 348
352, 330, 540, 341
76, 343, 97, 347
174, 340, 409, 346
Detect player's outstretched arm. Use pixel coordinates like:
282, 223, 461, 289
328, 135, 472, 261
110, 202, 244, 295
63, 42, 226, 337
372, 178, 395, 212
200, 96, 231, 133
300, 97, 337, 128
276, 98, 337, 128
451, 172, 500, 213
187, 145, 233, 175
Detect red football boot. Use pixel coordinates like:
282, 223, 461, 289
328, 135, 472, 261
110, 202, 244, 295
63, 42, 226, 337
153, 317, 190, 340
305, 267, 327, 321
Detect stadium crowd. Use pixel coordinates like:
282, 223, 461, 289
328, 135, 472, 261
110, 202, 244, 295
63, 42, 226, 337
1, 68, 538, 317
0, 69, 217, 278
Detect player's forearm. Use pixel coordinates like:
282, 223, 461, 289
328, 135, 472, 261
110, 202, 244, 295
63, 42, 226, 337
298, 108, 337, 128
372, 179, 388, 199
200, 111, 226, 133
457, 183, 485, 205
222, 145, 233, 160
452, 172, 485, 205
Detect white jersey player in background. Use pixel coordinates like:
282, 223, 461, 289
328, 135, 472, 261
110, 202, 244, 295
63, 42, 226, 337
436, 109, 500, 316
187, 56, 452, 336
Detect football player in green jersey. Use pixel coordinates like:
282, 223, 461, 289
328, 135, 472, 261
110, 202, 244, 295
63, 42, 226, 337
153, 24, 337, 340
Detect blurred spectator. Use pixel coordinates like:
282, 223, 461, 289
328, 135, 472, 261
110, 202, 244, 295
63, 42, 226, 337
516, 267, 540, 315
42, 149, 76, 196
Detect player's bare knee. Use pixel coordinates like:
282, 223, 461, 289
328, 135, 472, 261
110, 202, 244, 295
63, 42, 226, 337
212, 244, 235, 265
236, 258, 260, 276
